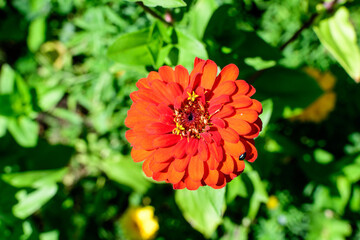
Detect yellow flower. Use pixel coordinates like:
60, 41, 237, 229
120, 206, 159, 240
291, 67, 336, 123
266, 195, 279, 210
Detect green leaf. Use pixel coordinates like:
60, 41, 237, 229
124, 0, 186, 8
39, 230, 59, 240
244, 57, 276, 70
350, 185, 360, 212
253, 67, 323, 119
245, 164, 269, 220
175, 186, 225, 238
0, 64, 15, 94
259, 99, 273, 134
0, 95, 14, 117
186, 0, 218, 39
13, 185, 58, 219
226, 175, 248, 204
314, 148, 334, 164
0, 116, 6, 137
175, 29, 208, 67
7, 116, 39, 147
27, 17, 46, 52
38, 87, 65, 111
1, 168, 67, 188
107, 28, 153, 66
100, 156, 151, 193
314, 7, 360, 82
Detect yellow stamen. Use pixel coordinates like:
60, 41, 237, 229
187, 91, 199, 102
173, 122, 185, 135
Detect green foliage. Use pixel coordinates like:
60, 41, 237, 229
314, 7, 360, 82
175, 187, 226, 238
1, 0, 360, 239
124, 0, 187, 8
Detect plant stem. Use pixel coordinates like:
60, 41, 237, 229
136, 2, 173, 26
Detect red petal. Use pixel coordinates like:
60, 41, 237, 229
231, 95, 253, 108
150, 80, 173, 105
235, 80, 250, 95
244, 119, 262, 139
200, 60, 218, 90
234, 159, 245, 173
210, 130, 222, 145
212, 81, 237, 99
153, 171, 168, 181
136, 78, 151, 89
194, 57, 205, 67
212, 105, 235, 119
223, 141, 246, 159
174, 65, 189, 90
246, 84, 256, 97
208, 142, 224, 162
153, 147, 174, 163
157, 103, 174, 116
212, 118, 225, 128
159, 66, 175, 83
241, 138, 258, 162
204, 166, 220, 186
153, 134, 180, 148
167, 162, 185, 184
198, 140, 209, 161
218, 127, 239, 143
188, 155, 204, 181
167, 82, 183, 100
131, 148, 153, 163
226, 118, 252, 135
213, 64, 239, 89
173, 155, 191, 172
200, 132, 213, 143
148, 71, 161, 81
207, 155, 219, 170
248, 99, 263, 114
233, 109, 259, 123
190, 61, 206, 83
142, 158, 153, 177
146, 122, 174, 134
173, 180, 186, 189
189, 72, 202, 91
173, 139, 188, 159
208, 95, 231, 110
184, 176, 202, 190
186, 138, 199, 156
220, 154, 235, 174
149, 160, 170, 173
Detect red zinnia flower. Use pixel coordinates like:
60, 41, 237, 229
125, 58, 262, 190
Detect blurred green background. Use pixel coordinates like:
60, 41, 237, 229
1, 0, 360, 239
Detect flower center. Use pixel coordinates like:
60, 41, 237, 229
173, 92, 211, 138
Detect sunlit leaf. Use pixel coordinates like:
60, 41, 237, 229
175, 186, 226, 238
186, 0, 217, 39
175, 29, 208, 67
27, 17, 46, 52
0, 64, 15, 94
314, 7, 360, 82
7, 116, 39, 147
100, 157, 151, 193
13, 185, 58, 219
259, 99, 273, 134
124, 0, 186, 8
1, 168, 68, 188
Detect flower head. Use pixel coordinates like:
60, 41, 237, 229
120, 206, 159, 240
125, 58, 262, 190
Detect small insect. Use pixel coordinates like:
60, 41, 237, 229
239, 152, 246, 160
